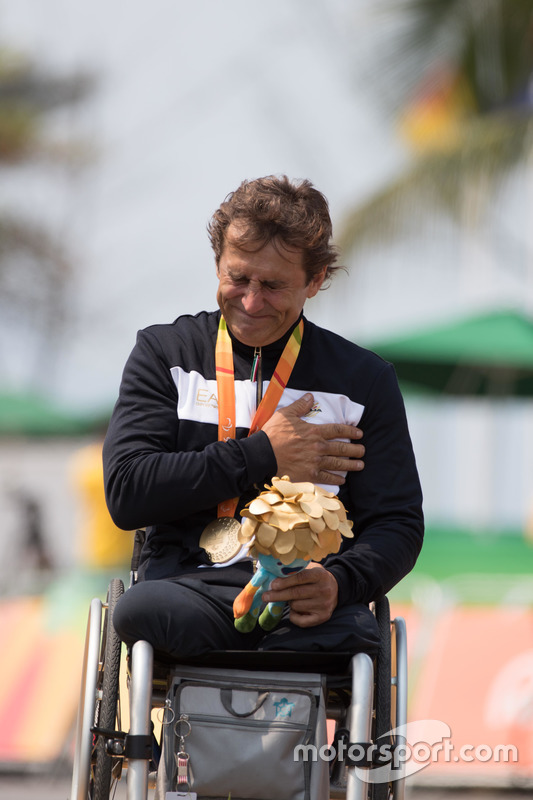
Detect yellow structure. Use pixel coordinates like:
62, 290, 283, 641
70, 441, 133, 570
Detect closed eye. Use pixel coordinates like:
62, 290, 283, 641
262, 281, 285, 291
228, 274, 286, 292
230, 275, 249, 286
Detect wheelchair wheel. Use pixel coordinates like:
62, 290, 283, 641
91, 578, 124, 800
371, 596, 392, 800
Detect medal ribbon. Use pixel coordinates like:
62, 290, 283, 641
215, 315, 304, 518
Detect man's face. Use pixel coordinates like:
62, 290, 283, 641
216, 224, 325, 347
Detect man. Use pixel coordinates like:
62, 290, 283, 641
103, 175, 423, 659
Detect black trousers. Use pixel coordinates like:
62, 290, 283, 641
113, 565, 380, 661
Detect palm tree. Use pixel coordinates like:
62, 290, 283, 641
338, 0, 533, 253
0, 47, 92, 366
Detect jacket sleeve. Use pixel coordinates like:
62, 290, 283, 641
326, 363, 424, 605
102, 329, 277, 530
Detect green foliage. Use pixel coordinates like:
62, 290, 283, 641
0, 46, 93, 340
339, 0, 533, 256
0, 48, 92, 161
0, 51, 36, 159
370, 0, 533, 113
339, 112, 533, 253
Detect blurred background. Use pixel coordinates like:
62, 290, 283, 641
0, 0, 532, 796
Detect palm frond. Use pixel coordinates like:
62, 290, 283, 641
338, 110, 533, 254
341, 1, 533, 257
368, 0, 533, 113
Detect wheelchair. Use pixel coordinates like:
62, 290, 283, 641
71, 531, 408, 800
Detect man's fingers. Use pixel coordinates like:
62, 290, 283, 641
319, 422, 363, 441
266, 565, 339, 628
278, 398, 363, 445
320, 456, 365, 473
264, 565, 321, 600
316, 471, 345, 486
281, 392, 315, 418
326, 440, 365, 458
287, 610, 321, 627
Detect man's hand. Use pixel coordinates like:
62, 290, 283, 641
261, 393, 365, 485
262, 562, 339, 627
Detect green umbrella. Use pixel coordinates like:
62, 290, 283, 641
0, 392, 109, 436
362, 309, 533, 396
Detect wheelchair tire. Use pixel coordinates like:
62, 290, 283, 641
91, 578, 124, 800
371, 596, 392, 800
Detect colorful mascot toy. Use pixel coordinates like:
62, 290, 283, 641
233, 476, 354, 632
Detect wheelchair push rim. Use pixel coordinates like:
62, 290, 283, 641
71, 578, 124, 800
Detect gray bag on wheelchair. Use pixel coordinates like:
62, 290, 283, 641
158, 666, 329, 800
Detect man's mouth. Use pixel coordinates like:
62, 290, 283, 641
235, 309, 270, 321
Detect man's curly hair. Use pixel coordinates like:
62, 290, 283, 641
208, 175, 340, 283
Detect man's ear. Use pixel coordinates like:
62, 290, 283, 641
306, 266, 327, 299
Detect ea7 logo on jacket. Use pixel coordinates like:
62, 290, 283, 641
304, 401, 322, 418
195, 387, 218, 410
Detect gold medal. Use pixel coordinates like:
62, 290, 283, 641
200, 517, 243, 563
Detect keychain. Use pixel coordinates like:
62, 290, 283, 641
174, 714, 192, 792
158, 697, 175, 727
161, 705, 197, 799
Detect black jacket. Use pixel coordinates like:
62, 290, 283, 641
103, 310, 424, 606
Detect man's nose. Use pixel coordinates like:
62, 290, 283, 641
241, 284, 265, 313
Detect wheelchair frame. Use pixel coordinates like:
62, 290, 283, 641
71, 543, 408, 800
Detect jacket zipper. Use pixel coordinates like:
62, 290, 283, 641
253, 346, 263, 408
